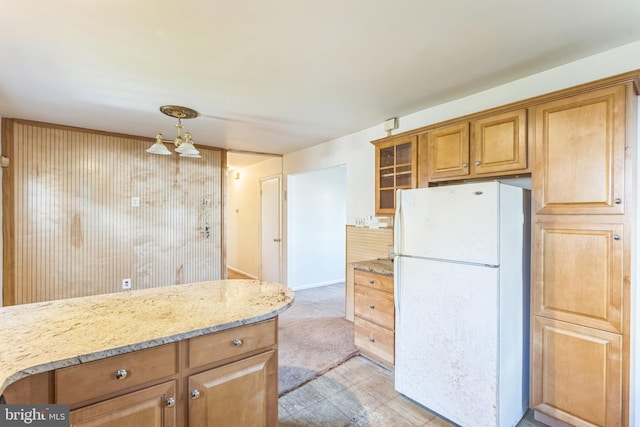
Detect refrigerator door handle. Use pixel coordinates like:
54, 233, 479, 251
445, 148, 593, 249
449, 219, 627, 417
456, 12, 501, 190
394, 256, 401, 326
394, 189, 402, 257
394, 189, 403, 326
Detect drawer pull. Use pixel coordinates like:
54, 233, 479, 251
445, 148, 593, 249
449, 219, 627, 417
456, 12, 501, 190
115, 369, 128, 380
232, 338, 243, 346
613, 234, 621, 241
369, 337, 375, 343
614, 198, 622, 204
369, 304, 375, 309
165, 397, 176, 408
191, 389, 201, 399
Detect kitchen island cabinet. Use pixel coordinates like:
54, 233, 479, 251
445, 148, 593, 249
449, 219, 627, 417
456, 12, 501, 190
0, 280, 294, 427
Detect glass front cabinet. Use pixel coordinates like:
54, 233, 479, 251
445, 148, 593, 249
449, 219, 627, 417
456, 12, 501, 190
373, 135, 418, 216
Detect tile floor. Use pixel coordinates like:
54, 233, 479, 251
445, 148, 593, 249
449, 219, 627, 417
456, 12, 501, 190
278, 355, 547, 427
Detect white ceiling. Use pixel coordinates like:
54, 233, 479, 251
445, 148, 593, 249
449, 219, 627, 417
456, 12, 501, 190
2, 1, 640, 167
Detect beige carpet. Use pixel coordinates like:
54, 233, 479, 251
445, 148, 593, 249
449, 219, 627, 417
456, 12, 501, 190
278, 283, 358, 396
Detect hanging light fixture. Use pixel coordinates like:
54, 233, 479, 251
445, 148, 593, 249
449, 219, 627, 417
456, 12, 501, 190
147, 105, 201, 158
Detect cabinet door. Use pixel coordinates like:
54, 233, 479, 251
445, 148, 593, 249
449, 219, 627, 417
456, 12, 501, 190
532, 221, 624, 333
471, 109, 527, 175
69, 381, 176, 427
427, 122, 470, 181
374, 136, 418, 215
532, 84, 627, 215
531, 317, 622, 427
189, 350, 276, 427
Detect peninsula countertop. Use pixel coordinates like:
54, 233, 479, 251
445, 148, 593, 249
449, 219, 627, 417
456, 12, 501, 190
0, 279, 294, 395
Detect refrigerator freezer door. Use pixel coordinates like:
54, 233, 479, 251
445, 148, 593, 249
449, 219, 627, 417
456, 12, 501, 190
396, 182, 500, 266
395, 255, 500, 427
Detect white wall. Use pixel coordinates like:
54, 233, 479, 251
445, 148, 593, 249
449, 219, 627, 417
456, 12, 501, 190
226, 156, 282, 278
286, 165, 346, 290
283, 40, 640, 226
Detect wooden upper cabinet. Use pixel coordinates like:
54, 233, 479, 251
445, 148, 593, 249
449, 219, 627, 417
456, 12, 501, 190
471, 109, 527, 175
373, 135, 418, 215
531, 84, 627, 215
424, 109, 528, 182
424, 123, 470, 181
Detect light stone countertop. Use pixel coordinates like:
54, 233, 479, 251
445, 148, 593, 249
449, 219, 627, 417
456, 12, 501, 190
350, 258, 394, 276
0, 279, 294, 395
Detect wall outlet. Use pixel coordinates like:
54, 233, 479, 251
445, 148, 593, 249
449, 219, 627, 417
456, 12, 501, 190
122, 278, 132, 289
131, 197, 140, 207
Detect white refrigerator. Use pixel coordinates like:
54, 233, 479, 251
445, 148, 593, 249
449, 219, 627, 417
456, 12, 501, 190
394, 181, 530, 427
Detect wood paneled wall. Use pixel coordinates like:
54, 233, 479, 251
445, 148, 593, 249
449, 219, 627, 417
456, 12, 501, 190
2, 119, 226, 305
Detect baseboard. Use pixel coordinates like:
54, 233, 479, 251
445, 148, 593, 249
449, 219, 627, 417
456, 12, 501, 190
290, 279, 344, 291
534, 410, 574, 427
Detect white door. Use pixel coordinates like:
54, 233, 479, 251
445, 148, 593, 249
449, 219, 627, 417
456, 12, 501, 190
260, 176, 281, 282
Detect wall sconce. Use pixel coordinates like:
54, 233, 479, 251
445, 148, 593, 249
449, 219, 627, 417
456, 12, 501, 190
147, 105, 201, 158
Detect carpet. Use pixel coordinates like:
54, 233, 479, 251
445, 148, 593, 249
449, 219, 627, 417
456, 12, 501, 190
278, 283, 358, 396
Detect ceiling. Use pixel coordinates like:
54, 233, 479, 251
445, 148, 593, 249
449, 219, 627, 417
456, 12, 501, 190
2, 1, 640, 168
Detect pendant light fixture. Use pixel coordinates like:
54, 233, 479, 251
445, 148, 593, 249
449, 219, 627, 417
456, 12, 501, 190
147, 105, 201, 158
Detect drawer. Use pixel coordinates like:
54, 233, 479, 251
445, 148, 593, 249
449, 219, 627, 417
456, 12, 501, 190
55, 343, 178, 405
354, 317, 394, 367
189, 319, 276, 368
354, 270, 393, 293
354, 285, 394, 329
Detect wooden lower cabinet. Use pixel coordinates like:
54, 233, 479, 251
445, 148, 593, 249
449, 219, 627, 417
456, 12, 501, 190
353, 269, 395, 368
69, 381, 176, 427
189, 350, 277, 427
1, 319, 279, 427
531, 317, 622, 427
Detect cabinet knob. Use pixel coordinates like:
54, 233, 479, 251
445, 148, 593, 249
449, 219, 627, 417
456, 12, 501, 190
368, 279, 374, 284
191, 389, 201, 399
369, 337, 375, 343
232, 338, 243, 346
115, 369, 128, 380
369, 304, 375, 309
614, 198, 622, 204
474, 161, 481, 166
165, 397, 176, 408
613, 234, 621, 241
462, 163, 468, 168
